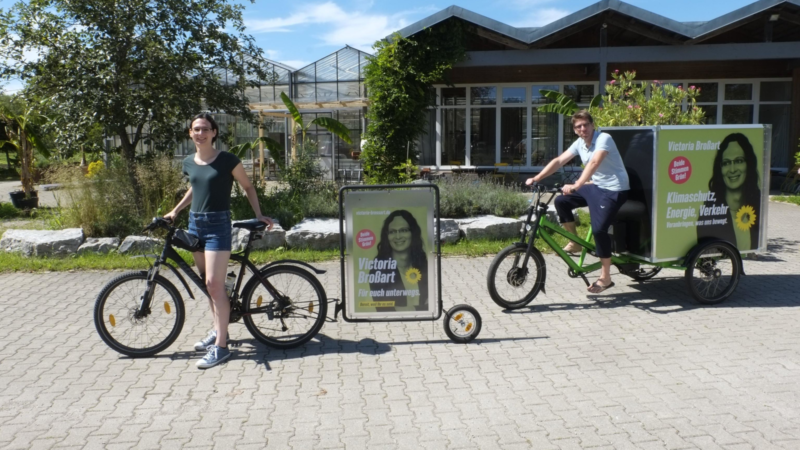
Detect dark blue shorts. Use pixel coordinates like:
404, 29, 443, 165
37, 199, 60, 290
188, 210, 232, 252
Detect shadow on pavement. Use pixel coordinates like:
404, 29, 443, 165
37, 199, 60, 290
504, 273, 800, 315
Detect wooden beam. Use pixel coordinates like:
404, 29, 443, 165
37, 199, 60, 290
529, 15, 603, 49
475, 27, 528, 50
259, 111, 292, 118
604, 14, 686, 45
776, 10, 800, 27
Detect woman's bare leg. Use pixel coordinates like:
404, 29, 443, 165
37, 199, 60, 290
192, 251, 216, 327
204, 250, 231, 347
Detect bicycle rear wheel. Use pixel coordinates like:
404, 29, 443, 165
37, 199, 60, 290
487, 244, 546, 310
94, 271, 185, 357
242, 265, 327, 349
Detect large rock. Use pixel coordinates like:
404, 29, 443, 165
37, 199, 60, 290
78, 237, 120, 255
231, 221, 286, 252
0, 228, 85, 257
456, 215, 522, 240
285, 218, 340, 250
118, 236, 162, 255
435, 219, 461, 244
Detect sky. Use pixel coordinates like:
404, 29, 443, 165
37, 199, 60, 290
1, 0, 761, 92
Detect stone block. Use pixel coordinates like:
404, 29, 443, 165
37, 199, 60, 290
78, 237, 120, 255
0, 228, 84, 257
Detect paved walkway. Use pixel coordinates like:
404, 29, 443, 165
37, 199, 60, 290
1, 202, 799, 449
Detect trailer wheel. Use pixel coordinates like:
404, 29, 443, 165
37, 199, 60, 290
443, 305, 482, 343
685, 241, 741, 305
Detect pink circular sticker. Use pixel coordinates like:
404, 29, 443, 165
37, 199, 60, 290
356, 229, 376, 249
669, 156, 692, 184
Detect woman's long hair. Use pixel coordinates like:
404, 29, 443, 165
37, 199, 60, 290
708, 133, 760, 207
376, 210, 427, 276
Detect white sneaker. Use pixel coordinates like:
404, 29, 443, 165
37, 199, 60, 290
196, 345, 231, 369
194, 331, 227, 351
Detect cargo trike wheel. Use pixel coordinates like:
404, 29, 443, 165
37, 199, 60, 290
685, 241, 741, 305
444, 305, 482, 343
487, 244, 546, 310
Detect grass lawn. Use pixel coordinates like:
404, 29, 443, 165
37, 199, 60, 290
772, 195, 800, 206
0, 211, 591, 273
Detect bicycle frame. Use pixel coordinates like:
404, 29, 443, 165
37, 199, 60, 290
136, 223, 284, 319
518, 188, 685, 284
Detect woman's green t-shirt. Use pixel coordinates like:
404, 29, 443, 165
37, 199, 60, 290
182, 151, 241, 212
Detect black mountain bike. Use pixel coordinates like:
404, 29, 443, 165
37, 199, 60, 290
94, 217, 328, 357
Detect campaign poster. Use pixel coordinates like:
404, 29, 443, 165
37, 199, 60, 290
654, 126, 769, 261
344, 190, 437, 319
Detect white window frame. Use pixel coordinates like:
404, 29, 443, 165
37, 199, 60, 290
432, 82, 599, 170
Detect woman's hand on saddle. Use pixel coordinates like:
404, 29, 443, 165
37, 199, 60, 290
257, 215, 274, 231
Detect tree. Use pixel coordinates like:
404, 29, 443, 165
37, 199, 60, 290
361, 21, 466, 184
0, 0, 273, 193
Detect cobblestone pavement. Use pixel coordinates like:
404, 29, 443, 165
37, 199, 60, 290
1, 202, 799, 450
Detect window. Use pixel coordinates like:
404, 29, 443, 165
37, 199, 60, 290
470, 108, 497, 166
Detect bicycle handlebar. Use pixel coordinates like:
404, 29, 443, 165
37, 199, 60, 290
142, 217, 174, 234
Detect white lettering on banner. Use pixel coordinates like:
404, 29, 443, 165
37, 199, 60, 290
666, 207, 697, 220
699, 203, 729, 217
357, 270, 396, 284
666, 191, 716, 204
358, 257, 398, 271
667, 141, 720, 152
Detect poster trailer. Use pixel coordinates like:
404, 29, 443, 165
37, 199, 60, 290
604, 125, 770, 263
342, 188, 439, 320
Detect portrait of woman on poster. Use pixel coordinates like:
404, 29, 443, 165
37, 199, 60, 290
697, 132, 761, 250
369, 210, 429, 312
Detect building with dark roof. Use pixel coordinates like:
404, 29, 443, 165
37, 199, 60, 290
397, 0, 799, 175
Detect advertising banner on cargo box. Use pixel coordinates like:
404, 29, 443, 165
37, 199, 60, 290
344, 190, 437, 319
654, 126, 768, 261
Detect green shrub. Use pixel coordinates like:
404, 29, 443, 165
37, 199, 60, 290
435, 175, 528, 218
0, 202, 20, 219
49, 154, 184, 237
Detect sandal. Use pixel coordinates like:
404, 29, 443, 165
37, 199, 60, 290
563, 243, 582, 254
588, 281, 615, 293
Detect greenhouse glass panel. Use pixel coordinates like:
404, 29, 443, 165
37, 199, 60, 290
338, 82, 361, 100
316, 82, 338, 102
314, 53, 338, 82
296, 84, 315, 103
337, 48, 363, 81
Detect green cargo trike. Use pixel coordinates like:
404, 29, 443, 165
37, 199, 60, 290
487, 125, 770, 309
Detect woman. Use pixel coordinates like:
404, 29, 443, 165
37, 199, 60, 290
164, 113, 273, 369
368, 210, 429, 312
697, 132, 761, 250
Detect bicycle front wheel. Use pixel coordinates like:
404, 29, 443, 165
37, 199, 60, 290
94, 271, 185, 357
242, 265, 327, 349
487, 244, 546, 310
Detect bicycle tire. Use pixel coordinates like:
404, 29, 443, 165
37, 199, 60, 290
443, 304, 482, 344
241, 265, 327, 349
487, 244, 546, 310
685, 241, 741, 305
94, 271, 185, 357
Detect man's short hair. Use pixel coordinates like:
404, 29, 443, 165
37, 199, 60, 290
571, 110, 594, 125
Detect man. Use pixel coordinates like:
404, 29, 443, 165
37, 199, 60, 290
526, 110, 630, 293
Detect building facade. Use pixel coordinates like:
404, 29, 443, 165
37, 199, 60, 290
401, 0, 800, 175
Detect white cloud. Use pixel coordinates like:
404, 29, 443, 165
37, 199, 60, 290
246, 2, 434, 50
509, 7, 571, 27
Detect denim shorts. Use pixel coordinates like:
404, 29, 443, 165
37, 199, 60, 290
188, 210, 232, 252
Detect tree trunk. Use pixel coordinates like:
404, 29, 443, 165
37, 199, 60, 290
116, 126, 143, 208
19, 130, 34, 198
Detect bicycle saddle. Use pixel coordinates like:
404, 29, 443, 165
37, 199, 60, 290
233, 219, 268, 231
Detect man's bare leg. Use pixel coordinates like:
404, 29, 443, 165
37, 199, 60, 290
562, 222, 582, 253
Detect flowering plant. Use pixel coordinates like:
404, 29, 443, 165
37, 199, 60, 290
589, 71, 706, 126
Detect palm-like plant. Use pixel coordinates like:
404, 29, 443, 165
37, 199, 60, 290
0, 99, 50, 199
280, 92, 353, 159
536, 89, 602, 116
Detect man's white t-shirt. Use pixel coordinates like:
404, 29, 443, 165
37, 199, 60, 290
566, 130, 630, 191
